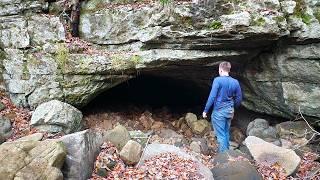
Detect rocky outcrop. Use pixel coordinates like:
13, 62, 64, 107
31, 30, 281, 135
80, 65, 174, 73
0, 0, 319, 125
0, 139, 66, 180
30, 100, 83, 134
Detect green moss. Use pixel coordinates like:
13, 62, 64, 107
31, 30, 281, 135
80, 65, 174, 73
22, 61, 30, 80
55, 44, 69, 72
273, 16, 286, 23
159, 0, 171, 6
293, 0, 312, 25
110, 54, 142, 71
251, 17, 266, 26
0, 50, 6, 60
209, 20, 222, 30
130, 55, 142, 65
313, 8, 320, 23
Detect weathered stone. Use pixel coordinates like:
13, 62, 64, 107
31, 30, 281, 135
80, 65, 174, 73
191, 137, 209, 155
0, 116, 12, 143
185, 112, 197, 127
231, 127, 245, 144
0, 140, 66, 180
220, 11, 251, 28
190, 119, 210, 135
158, 128, 183, 139
245, 136, 301, 176
276, 121, 313, 139
246, 118, 279, 143
28, 14, 65, 46
151, 121, 164, 130
60, 129, 106, 180
0, 16, 30, 48
0, 102, 5, 111
0, 0, 47, 16
120, 140, 143, 165
129, 130, 149, 147
30, 100, 83, 134
190, 141, 201, 153
16, 132, 43, 141
139, 111, 154, 129
212, 150, 261, 180
105, 124, 130, 150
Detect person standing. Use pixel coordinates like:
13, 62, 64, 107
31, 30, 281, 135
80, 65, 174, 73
202, 61, 242, 153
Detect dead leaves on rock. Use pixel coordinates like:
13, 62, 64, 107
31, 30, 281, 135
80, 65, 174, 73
91, 142, 210, 180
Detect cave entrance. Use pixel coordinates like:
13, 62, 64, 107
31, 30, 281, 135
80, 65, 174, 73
82, 74, 209, 115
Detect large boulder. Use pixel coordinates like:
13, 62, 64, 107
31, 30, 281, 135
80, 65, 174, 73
60, 129, 107, 180
30, 100, 83, 134
211, 150, 261, 180
190, 119, 211, 135
0, 116, 12, 143
0, 139, 66, 180
120, 140, 143, 165
276, 121, 313, 139
105, 124, 131, 150
247, 118, 280, 144
185, 112, 197, 127
245, 136, 301, 176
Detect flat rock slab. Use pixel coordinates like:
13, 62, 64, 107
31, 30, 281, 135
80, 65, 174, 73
245, 136, 301, 176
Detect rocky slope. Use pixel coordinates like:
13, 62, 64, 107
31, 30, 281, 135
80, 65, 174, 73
0, 0, 319, 125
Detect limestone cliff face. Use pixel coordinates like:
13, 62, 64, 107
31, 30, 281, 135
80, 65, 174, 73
0, 0, 319, 124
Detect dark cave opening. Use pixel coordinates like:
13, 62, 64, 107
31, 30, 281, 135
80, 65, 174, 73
81, 73, 284, 132
82, 74, 209, 115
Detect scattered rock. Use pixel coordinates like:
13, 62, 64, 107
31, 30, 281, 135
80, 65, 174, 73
247, 118, 279, 143
0, 139, 66, 180
60, 129, 107, 180
276, 121, 313, 139
105, 124, 130, 150
212, 150, 260, 180
0, 116, 12, 143
151, 121, 164, 130
129, 130, 149, 147
230, 141, 240, 150
245, 136, 301, 176
0, 102, 5, 111
30, 100, 83, 134
231, 127, 245, 144
16, 132, 43, 141
190, 141, 201, 153
280, 138, 293, 149
185, 113, 197, 127
191, 137, 209, 155
139, 111, 154, 129
190, 119, 210, 135
120, 140, 143, 165
158, 128, 183, 139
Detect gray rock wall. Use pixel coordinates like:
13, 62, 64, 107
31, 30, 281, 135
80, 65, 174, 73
0, 0, 319, 124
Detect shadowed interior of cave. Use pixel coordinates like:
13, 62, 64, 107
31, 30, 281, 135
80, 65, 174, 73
82, 73, 283, 131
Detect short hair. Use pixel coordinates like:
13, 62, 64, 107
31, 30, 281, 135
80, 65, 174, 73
219, 61, 231, 72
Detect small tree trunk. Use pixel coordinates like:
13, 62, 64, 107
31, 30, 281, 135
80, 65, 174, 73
71, 0, 80, 37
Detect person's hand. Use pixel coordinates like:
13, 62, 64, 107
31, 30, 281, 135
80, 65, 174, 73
202, 112, 207, 119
